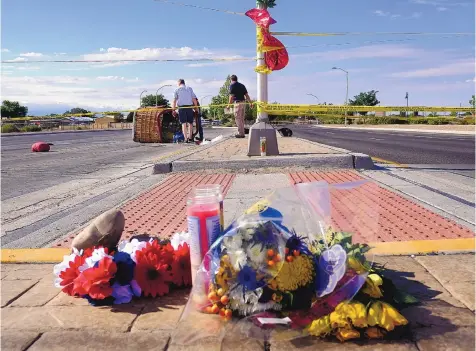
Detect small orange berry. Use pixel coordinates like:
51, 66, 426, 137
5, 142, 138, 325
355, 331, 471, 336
274, 254, 282, 262
219, 308, 226, 317
285, 248, 289, 254
220, 295, 229, 305
268, 260, 275, 267
286, 255, 294, 263
205, 306, 212, 314
293, 250, 300, 257
224, 309, 232, 318
217, 288, 225, 297
208, 292, 218, 302
211, 304, 220, 314
267, 249, 275, 257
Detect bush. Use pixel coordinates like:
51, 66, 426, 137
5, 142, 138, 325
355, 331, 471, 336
408, 118, 428, 124
1, 124, 20, 133
20, 125, 42, 132
461, 117, 476, 125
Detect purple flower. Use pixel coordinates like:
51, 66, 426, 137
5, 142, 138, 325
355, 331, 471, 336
130, 280, 142, 297
111, 282, 134, 304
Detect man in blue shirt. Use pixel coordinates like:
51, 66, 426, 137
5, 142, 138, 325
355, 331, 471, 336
172, 79, 198, 143
228, 75, 253, 138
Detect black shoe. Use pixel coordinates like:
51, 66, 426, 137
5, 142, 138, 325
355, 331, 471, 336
235, 134, 245, 138
185, 139, 190, 143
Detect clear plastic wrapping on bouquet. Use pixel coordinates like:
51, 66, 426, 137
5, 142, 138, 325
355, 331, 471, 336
173, 180, 381, 346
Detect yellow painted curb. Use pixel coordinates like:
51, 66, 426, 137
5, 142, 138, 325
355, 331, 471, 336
1, 248, 70, 263
368, 238, 475, 256
371, 156, 408, 168
1, 238, 474, 263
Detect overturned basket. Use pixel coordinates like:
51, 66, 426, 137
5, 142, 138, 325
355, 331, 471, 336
133, 107, 200, 143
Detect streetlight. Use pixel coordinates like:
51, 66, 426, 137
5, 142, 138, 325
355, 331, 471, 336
200, 95, 212, 106
306, 93, 320, 103
155, 85, 172, 107
332, 67, 349, 125
139, 90, 147, 108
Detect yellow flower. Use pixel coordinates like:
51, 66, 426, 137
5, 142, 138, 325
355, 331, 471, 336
330, 310, 350, 329
307, 315, 332, 337
335, 327, 360, 342
367, 301, 408, 331
347, 256, 369, 274
275, 255, 314, 291
365, 327, 385, 339
334, 301, 368, 328
362, 274, 384, 298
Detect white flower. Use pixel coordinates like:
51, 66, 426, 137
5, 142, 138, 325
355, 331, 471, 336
237, 222, 256, 241
222, 234, 243, 251
246, 244, 267, 269
228, 249, 247, 271
170, 231, 190, 250
79, 247, 113, 272
118, 239, 147, 263
53, 252, 79, 288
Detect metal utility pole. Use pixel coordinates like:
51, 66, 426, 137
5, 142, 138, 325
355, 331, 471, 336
139, 90, 147, 108
332, 67, 349, 125
307, 93, 319, 103
155, 85, 172, 107
405, 92, 409, 117
247, 0, 279, 156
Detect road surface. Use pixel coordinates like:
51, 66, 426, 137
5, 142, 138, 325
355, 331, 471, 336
291, 125, 475, 166
1, 128, 229, 248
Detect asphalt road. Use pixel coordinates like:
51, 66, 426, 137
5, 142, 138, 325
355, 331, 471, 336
1, 128, 229, 248
291, 125, 475, 166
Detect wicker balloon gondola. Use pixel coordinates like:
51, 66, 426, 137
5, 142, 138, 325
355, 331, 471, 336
133, 107, 199, 143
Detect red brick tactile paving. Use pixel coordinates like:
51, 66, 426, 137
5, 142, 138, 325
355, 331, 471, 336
289, 170, 474, 243
53, 173, 235, 248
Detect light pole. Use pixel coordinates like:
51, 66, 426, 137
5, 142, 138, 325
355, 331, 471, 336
405, 92, 409, 117
306, 93, 320, 103
200, 95, 212, 106
155, 85, 172, 107
139, 90, 147, 108
332, 67, 349, 125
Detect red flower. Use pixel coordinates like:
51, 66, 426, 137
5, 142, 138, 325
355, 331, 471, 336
171, 243, 192, 287
73, 257, 117, 299
59, 255, 85, 296
135, 241, 174, 297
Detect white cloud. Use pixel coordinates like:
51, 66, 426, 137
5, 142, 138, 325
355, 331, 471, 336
410, 12, 422, 18
374, 10, 389, 16
96, 76, 140, 82
410, 0, 469, 7
1, 48, 10, 53
389, 59, 475, 78
436, 6, 448, 11
16, 66, 41, 71
465, 77, 476, 83
20, 52, 43, 57
54, 52, 67, 56
5, 57, 28, 62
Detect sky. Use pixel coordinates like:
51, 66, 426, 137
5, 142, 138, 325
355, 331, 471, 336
1, 0, 475, 115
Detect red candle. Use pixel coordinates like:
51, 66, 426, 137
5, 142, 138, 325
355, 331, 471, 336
187, 199, 221, 290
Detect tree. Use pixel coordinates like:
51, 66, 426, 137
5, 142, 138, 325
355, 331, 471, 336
245, 100, 257, 121
1, 100, 28, 118
348, 90, 380, 116
64, 108, 91, 116
209, 75, 233, 121
108, 112, 124, 122
470, 95, 475, 109
141, 94, 169, 107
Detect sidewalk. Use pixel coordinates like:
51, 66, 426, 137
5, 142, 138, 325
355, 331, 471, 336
1, 254, 474, 350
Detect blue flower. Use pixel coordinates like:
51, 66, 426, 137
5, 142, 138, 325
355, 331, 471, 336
113, 251, 135, 286
253, 222, 279, 250
236, 265, 265, 294
111, 282, 134, 304
286, 232, 311, 256
130, 280, 142, 297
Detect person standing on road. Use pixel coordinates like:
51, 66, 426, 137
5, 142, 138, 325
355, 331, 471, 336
172, 79, 198, 143
195, 100, 204, 142
228, 75, 253, 138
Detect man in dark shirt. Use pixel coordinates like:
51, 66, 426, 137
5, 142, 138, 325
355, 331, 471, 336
228, 75, 253, 138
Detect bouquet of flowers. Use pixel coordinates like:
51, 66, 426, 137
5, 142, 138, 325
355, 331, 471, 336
53, 233, 192, 306
181, 181, 418, 343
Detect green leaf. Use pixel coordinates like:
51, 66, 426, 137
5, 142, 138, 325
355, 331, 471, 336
393, 289, 419, 305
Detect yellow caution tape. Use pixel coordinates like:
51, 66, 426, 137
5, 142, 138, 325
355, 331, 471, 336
270, 31, 475, 37
3, 103, 473, 121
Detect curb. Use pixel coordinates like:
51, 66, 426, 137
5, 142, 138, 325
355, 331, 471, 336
2, 238, 474, 263
172, 154, 354, 172
153, 136, 374, 173
1, 128, 132, 138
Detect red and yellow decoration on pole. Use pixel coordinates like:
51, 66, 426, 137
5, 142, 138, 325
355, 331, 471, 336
245, 8, 289, 74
